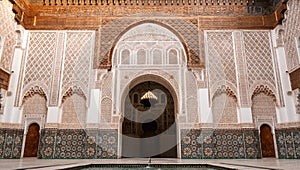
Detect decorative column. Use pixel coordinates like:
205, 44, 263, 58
2, 26, 27, 123
198, 88, 212, 123
272, 27, 298, 122
233, 31, 253, 123
86, 89, 101, 125
46, 32, 65, 126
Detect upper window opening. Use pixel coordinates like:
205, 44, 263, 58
0, 36, 3, 60
152, 49, 163, 65
113, 23, 187, 67
168, 49, 178, 64
137, 49, 147, 65
297, 37, 300, 64
121, 49, 130, 65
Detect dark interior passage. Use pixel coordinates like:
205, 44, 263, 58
122, 81, 177, 158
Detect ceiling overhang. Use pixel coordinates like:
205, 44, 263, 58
0, 68, 11, 90
290, 68, 300, 90
10, 0, 288, 30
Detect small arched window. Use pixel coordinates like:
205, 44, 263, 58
152, 49, 162, 65
297, 37, 300, 63
121, 49, 130, 65
168, 49, 178, 64
137, 49, 146, 65
0, 36, 3, 60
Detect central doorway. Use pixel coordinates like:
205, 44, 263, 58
122, 81, 177, 158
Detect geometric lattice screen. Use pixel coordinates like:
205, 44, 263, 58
62, 32, 94, 96
206, 31, 236, 98
0, 0, 17, 71
206, 30, 277, 107
23, 32, 57, 89
243, 31, 275, 90
21, 31, 94, 106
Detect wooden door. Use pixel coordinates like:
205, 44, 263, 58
24, 123, 40, 157
260, 124, 275, 157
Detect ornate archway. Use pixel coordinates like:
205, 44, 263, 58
111, 22, 193, 158
121, 81, 177, 158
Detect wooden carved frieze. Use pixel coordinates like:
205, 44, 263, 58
8, 0, 288, 30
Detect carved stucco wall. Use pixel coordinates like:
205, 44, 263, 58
14, 26, 282, 130
18, 31, 94, 111
243, 31, 277, 100
206, 30, 278, 112
18, 28, 280, 127
206, 31, 237, 106
97, 18, 203, 69
0, 0, 17, 72
12, 31, 94, 131
110, 23, 199, 125
62, 32, 94, 100
22, 32, 57, 97
283, 0, 300, 70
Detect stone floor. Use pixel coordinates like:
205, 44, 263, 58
0, 158, 299, 170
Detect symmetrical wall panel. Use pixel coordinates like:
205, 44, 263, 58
62, 32, 94, 97
20, 31, 94, 107
243, 31, 276, 94
98, 18, 202, 68
206, 31, 237, 101
207, 32, 236, 86
206, 30, 278, 109
0, 0, 17, 72
23, 32, 57, 92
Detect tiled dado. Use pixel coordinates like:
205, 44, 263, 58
276, 128, 300, 159
180, 129, 261, 159
2, 127, 300, 159
38, 129, 118, 159
0, 128, 24, 159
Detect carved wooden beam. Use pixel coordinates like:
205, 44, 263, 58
9, 0, 288, 30
10, 0, 32, 25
